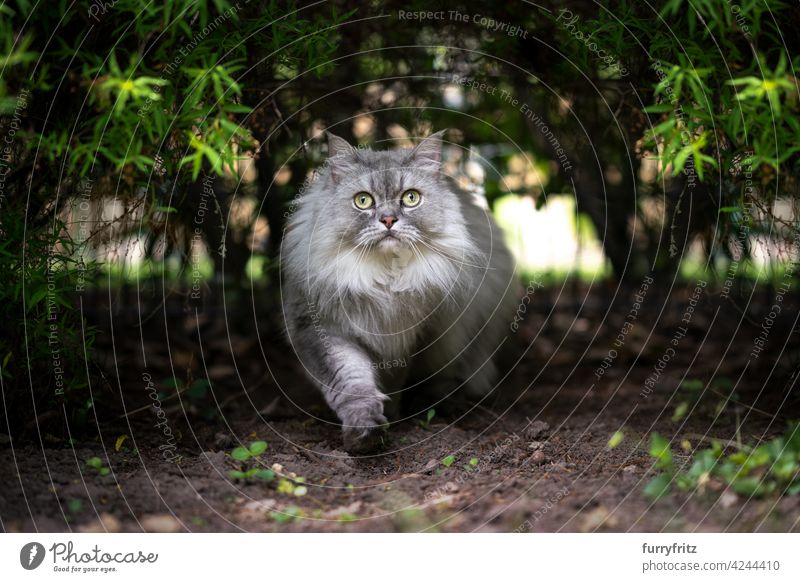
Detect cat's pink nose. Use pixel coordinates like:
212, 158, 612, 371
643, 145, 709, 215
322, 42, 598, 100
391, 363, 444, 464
380, 215, 397, 229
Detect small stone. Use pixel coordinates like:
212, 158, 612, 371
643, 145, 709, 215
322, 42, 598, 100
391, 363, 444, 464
323, 501, 362, 519
78, 512, 121, 533
720, 489, 739, 509
243, 498, 277, 513
213, 432, 234, 449
141, 514, 182, 533
528, 441, 544, 450
525, 420, 550, 439
530, 450, 546, 464
444, 481, 459, 493
623, 464, 637, 473
422, 458, 439, 472
579, 506, 619, 532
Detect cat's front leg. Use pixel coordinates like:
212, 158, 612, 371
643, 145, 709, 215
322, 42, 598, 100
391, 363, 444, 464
298, 334, 388, 454
337, 388, 389, 455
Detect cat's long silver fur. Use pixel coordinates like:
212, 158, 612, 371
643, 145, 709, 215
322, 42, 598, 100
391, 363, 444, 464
281, 130, 517, 452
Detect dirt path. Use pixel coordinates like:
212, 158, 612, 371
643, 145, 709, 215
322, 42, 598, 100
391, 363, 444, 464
2, 286, 799, 532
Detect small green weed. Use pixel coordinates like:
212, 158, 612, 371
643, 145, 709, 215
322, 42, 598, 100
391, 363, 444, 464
228, 442, 307, 496
229, 467, 276, 481
645, 423, 800, 499
671, 377, 737, 422
269, 505, 303, 523
85, 457, 110, 476
419, 409, 436, 430
228, 440, 273, 481
608, 431, 625, 449
231, 440, 268, 461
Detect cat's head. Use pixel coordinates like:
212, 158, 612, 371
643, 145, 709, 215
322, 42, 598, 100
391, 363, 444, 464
319, 130, 467, 257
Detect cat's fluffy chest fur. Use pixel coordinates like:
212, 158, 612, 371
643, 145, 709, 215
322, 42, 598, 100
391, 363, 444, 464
281, 130, 517, 453
306, 241, 469, 358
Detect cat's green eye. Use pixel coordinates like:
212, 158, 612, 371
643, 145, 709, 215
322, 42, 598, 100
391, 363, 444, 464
353, 192, 374, 210
401, 189, 421, 207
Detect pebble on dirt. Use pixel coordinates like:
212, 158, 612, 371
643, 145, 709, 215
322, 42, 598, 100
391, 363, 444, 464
529, 450, 546, 465
140, 514, 182, 533
525, 420, 550, 439
77, 512, 121, 533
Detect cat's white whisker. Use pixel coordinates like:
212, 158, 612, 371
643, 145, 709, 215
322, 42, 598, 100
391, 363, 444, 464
407, 240, 460, 305
413, 234, 492, 271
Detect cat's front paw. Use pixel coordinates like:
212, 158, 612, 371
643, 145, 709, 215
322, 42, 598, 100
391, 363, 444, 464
342, 424, 387, 455
339, 398, 389, 455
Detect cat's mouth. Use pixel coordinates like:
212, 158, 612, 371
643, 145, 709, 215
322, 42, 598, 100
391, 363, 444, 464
376, 231, 401, 248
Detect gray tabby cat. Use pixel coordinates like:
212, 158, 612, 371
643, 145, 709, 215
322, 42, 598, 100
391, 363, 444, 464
281, 130, 517, 453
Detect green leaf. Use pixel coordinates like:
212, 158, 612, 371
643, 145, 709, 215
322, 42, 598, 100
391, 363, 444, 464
277, 479, 295, 495
186, 379, 209, 399
255, 469, 275, 481
648, 118, 677, 139
675, 473, 697, 491
27, 288, 48, 310
687, 450, 717, 478
681, 379, 704, 391
673, 144, 693, 175
441, 455, 455, 467
270, 505, 301, 523
644, 474, 673, 499
231, 447, 251, 461
249, 441, 268, 456
649, 433, 674, 470
608, 431, 624, 449
162, 377, 182, 391
85, 457, 102, 469
730, 477, 764, 496
671, 402, 689, 422
221, 103, 252, 114
228, 470, 246, 480
643, 103, 674, 114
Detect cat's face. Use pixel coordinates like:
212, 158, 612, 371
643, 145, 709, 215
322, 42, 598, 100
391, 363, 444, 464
321, 131, 464, 256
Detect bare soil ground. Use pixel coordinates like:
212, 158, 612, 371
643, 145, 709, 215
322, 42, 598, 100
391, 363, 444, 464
2, 283, 799, 532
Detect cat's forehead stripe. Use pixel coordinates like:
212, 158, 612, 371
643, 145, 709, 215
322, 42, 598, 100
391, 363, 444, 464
369, 165, 403, 194
346, 151, 409, 194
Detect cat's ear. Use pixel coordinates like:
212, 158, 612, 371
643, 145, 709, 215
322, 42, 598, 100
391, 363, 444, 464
326, 132, 355, 159
411, 129, 448, 170
326, 132, 356, 183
